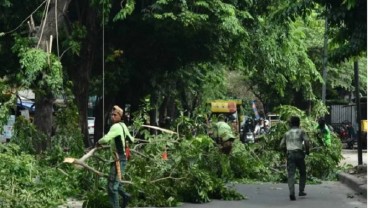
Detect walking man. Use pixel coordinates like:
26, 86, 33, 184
280, 116, 310, 201
96, 105, 134, 208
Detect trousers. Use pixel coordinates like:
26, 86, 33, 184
286, 150, 306, 196
108, 159, 130, 208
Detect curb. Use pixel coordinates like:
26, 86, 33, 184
338, 172, 367, 198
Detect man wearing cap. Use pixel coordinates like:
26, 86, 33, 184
96, 105, 134, 208
212, 115, 236, 154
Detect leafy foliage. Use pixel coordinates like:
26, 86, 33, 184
0, 103, 344, 207
271, 0, 366, 62
271, 104, 343, 180
0, 85, 15, 129
0, 0, 354, 207
11, 117, 44, 154
77, 105, 342, 206
244, 14, 321, 107
84, 134, 245, 207
15, 45, 63, 96
11, 100, 84, 161
0, 143, 81, 208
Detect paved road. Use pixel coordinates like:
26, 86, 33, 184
181, 149, 367, 208
181, 182, 367, 208
61, 149, 367, 208
340, 149, 367, 166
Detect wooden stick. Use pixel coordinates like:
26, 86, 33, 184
142, 125, 177, 134
150, 176, 185, 184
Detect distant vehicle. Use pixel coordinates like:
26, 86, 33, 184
208, 99, 243, 133
88, 117, 95, 135
267, 113, 280, 127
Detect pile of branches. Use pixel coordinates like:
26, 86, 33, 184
63, 104, 343, 207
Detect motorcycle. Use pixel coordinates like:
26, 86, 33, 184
246, 132, 255, 143
242, 130, 255, 143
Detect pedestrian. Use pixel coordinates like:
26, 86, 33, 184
96, 105, 134, 208
211, 115, 236, 155
280, 116, 310, 201
254, 118, 265, 135
316, 117, 331, 147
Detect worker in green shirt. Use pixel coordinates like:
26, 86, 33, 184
96, 105, 134, 208
316, 118, 331, 147
211, 115, 236, 154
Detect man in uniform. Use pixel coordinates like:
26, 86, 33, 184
280, 116, 310, 201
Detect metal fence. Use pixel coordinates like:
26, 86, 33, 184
328, 104, 358, 131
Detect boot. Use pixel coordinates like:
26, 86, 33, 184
122, 193, 131, 208
289, 195, 296, 201
299, 191, 307, 196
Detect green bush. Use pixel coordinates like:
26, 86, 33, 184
0, 143, 81, 208
0, 104, 343, 207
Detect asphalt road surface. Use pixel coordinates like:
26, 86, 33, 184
60, 149, 367, 208
181, 149, 367, 208
181, 182, 367, 208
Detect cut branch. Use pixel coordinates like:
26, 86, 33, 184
130, 149, 150, 159
63, 147, 134, 185
64, 157, 107, 177
142, 125, 177, 134
150, 176, 185, 184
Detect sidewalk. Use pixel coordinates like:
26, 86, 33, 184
338, 149, 367, 198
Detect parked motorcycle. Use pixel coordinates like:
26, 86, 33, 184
244, 131, 255, 143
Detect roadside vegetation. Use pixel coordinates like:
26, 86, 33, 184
0, 103, 344, 207
0, 0, 365, 207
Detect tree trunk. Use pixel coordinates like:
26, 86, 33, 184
68, 1, 99, 147
33, 0, 71, 152
33, 92, 54, 152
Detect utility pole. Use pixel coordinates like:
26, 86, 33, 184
354, 61, 363, 165
321, 5, 329, 104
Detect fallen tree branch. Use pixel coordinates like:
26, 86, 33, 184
150, 176, 185, 184
132, 138, 179, 151
63, 157, 107, 177
65, 147, 105, 169
63, 147, 133, 184
130, 149, 150, 159
93, 155, 112, 163
142, 125, 177, 134
57, 168, 69, 177
79, 147, 101, 163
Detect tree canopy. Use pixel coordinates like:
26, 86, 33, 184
0, 0, 366, 147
